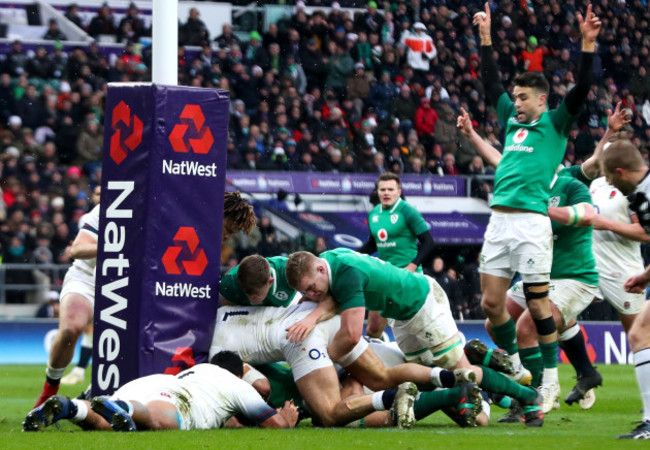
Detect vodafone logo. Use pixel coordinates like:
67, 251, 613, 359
168, 105, 214, 154
161, 227, 208, 276
377, 228, 388, 242
512, 128, 528, 144
110, 101, 143, 164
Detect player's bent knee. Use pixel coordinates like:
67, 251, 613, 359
431, 340, 464, 369
532, 316, 556, 336
628, 322, 650, 351
404, 349, 434, 366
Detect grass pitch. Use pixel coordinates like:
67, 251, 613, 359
0, 364, 644, 449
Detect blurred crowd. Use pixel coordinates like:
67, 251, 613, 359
0, 0, 649, 318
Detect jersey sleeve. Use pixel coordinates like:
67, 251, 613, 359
496, 92, 515, 126
331, 265, 367, 311
566, 178, 593, 206
78, 205, 100, 238
229, 378, 278, 425
549, 101, 576, 136
403, 203, 430, 235
558, 165, 592, 187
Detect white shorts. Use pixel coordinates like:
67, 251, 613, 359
480, 211, 552, 279
508, 279, 598, 324
112, 374, 179, 407
60, 268, 95, 306
210, 302, 367, 381
392, 276, 458, 357
596, 273, 645, 315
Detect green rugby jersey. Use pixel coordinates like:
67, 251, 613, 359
219, 256, 295, 307
548, 175, 598, 285
492, 93, 575, 214
558, 164, 592, 186
320, 248, 429, 320
368, 198, 429, 270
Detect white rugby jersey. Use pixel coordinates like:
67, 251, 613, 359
590, 177, 644, 276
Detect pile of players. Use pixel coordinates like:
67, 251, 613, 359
23, 3, 650, 440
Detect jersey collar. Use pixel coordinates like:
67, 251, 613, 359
270, 267, 277, 295
381, 197, 402, 213
323, 258, 333, 291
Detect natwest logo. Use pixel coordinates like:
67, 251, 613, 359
161, 227, 208, 276
168, 105, 214, 154
110, 101, 143, 164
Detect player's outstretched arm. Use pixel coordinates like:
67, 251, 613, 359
592, 214, 650, 243
563, 4, 601, 116
475, 3, 506, 106
457, 107, 502, 168
547, 203, 595, 227
581, 102, 631, 178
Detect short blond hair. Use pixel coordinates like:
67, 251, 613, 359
601, 139, 644, 174
285, 251, 318, 289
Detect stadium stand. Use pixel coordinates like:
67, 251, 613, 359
0, 0, 647, 323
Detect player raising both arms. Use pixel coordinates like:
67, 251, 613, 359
473, 3, 600, 397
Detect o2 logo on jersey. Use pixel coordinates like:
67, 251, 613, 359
377, 228, 388, 242
512, 128, 528, 144
390, 214, 399, 224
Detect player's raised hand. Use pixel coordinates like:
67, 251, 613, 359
456, 107, 473, 136
608, 101, 631, 132
473, 2, 491, 37
577, 4, 601, 43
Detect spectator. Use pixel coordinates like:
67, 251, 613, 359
43, 19, 67, 41
442, 152, 459, 176
414, 97, 438, 145
118, 2, 146, 43
88, 3, 116, 38
65, 4, 84, 30
181, 8, 209, 46
399, 22, 437, 81
36, 290, 60, 318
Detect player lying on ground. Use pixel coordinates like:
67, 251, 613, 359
24, 352, 298, 432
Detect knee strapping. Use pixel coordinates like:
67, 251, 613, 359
404, 349, 434, 366
559, 323, 580, 341
533, 316, 556, 336
523, 282, 549, 302
432, 341, 464, 369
